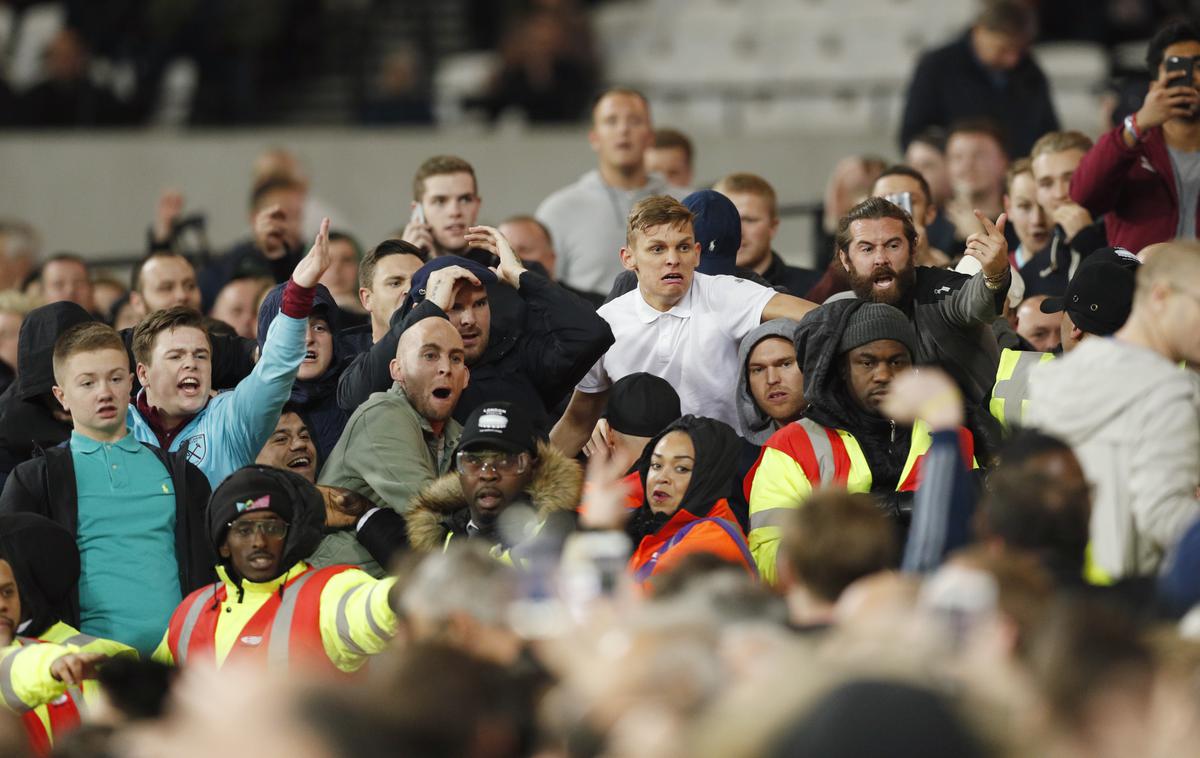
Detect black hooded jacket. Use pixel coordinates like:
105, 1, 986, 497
257, 282, 351, 468
0, 513, 80, 638
795, 300, 914, 519
0, 303, 92, 485
626, 415, 741, 543
336, 271, 614, 433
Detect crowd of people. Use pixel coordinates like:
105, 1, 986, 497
0, 3, 1198, 757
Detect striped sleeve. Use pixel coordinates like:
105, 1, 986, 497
319, 571, 399, 672
748, 445, 814, 585
0, 642, 74, 713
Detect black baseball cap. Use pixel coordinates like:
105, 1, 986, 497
1077, 246, 1140, 273
603, 372, 682, 437
408, 255, 498, 304
456, 402, 538, 456
1040, 261, 1135, 336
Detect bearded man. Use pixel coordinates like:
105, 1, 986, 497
834, 196, 1009, 406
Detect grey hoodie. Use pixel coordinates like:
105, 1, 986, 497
1026, 337, 1200, 579
736, 319, 803, 445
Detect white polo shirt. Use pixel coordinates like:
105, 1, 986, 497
577, 272, 777, 433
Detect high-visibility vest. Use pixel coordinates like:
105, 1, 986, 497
747, 416, 976, 584
989, 348, 1054, 431
3, 631, 109, 757
165, 565, 352, 675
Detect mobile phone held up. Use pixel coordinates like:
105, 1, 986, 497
411, 202, 426, 226
1166, 56, 1197, 116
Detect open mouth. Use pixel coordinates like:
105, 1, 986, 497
302, 350, 318, 362
286, 455, 312, 470
431, 387, 452, 400
178, 377, 201, 396
661, 273, 684, 284
767, 391, 789, 402
247, 553, 275, 570
97, 403, 118, 417
651, 489, 670, 503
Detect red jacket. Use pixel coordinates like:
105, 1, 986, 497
1070, 123, 1191, 253
629, 499, 756, 586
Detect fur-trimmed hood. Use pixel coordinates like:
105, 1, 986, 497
407, 440, 582, 552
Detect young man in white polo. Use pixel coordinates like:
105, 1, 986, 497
551, 195, 817, 455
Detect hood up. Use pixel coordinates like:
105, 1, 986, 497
736, 318, 803, 445
257, 281, 347, 405
14, 301, 94, 401
636, 415, 740, 520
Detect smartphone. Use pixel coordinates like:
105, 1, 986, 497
1166, 55, 1195, 87
883, 191, 914, 218
410, 202, 426, 226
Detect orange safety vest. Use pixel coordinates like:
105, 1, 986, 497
165, 565, 352, 675
630, 499, 757, 585
9, 637, 87, 757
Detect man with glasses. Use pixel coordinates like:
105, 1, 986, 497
1027, 241, 1200, 581
155, 465, 399, 674
405, 401, 581, 555
312, 317, 469, 576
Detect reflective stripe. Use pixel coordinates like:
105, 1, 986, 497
749, 508, 793, 531
362, 583, 388, 641
334, 591, 367, 656
796, 419, 836, 486
65, 685, 86, 717
267, 569, 322, 671
991, 349, 1053, 429
59, 633, 102, 649
176, 585, 219, 666
0, 646, 36, 712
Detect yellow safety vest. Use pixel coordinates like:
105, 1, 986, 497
990, 348, 1055, 431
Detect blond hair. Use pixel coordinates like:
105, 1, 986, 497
714, 172, 778, 219
625, 195, 693, 247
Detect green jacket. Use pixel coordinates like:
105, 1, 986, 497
310, 385, 461, 577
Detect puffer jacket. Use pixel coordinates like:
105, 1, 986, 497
407, 441, 582, 553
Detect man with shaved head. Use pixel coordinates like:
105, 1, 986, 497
1027, 241, 1200, 580
312, 317, 469, 575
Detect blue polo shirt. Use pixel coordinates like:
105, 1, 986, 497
72, 431, 181, 656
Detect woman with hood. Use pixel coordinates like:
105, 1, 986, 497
627, 416, 757, 586
257, 282, 350, 469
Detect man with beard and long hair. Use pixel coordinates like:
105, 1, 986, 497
834, 196, 1010, 413
1071, 20, 1200, 253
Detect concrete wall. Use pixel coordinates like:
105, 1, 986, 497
0, 127, 894, 270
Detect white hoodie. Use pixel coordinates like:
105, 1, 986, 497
1026, 337, 1200, 579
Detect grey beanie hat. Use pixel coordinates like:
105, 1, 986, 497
837, 303, 917, 356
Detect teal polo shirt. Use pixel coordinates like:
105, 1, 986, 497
72, 431, 182, 656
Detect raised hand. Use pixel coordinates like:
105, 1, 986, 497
1051, 202, 1093, 240
254, 203, 291, 261
963, 210, 1009, 279
1137, 75, 1200, 131
50, 652, 108, 686
154, 189, 184, 244
465, 225, 526, 289
879, 367, 963, 431
579, 444, 632, 531
424, 265, 481, 310
402, 203, 434, 253
291, 217, 331, 288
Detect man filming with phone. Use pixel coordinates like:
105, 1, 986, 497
1072, 21, 1200, 252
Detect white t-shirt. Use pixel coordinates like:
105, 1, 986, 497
577, 272, 777, 432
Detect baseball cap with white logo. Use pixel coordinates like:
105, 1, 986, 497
456, 401, 539, 455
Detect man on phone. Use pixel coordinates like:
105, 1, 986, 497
1072, 21, 1200, 251
400, 156, 483, 259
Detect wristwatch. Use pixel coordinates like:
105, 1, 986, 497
1124, 114, 1141, 143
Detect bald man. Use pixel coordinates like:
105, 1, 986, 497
311, 318, 469, 575
1027, 241, 1200, 580
1015, 294, 1062, 352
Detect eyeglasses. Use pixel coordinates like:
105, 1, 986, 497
226, 519, 289, 540
456, 451, 529, 476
